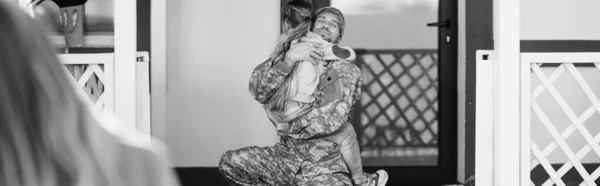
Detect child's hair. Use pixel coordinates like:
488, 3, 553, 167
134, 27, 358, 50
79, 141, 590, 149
267, 0, 313, 115
271, 0, 313, 62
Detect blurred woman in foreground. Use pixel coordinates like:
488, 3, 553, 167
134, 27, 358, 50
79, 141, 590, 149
0, 1, 180, 186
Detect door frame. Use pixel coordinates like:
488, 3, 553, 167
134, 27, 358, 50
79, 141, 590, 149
359, 0, 459, 184
285, 0, 460, 184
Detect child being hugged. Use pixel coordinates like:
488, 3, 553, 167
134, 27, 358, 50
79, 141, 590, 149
266, 1, 388, 186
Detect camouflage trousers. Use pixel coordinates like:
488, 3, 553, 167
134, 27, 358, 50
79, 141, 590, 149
218, 138, 352, 186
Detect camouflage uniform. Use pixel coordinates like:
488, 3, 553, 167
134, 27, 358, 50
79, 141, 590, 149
219, 57, 363, 186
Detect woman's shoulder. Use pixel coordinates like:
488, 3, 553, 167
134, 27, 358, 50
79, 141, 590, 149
100, 116, 180, 186
115, 134, 181, 186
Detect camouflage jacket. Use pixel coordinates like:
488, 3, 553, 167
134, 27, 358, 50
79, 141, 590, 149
249, 57, 363, 140
248, 57, 362, 181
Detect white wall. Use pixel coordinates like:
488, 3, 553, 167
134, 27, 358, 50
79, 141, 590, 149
521, 0, 600, 40
165, 0, 280, 167
521, 0, 600, 164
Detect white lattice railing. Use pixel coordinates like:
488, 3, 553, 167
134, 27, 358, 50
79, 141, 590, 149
59, 53, 115, 115
521, 53, 600, 186
57, 52, 151, 139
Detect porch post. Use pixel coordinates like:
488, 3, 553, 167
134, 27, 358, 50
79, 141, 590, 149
114, 0, 137, 132
151, 0, 167, 143
493, 0, 521, 185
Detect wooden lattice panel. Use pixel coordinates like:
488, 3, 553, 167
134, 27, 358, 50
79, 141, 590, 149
525, 60, 600, 186
58, 53, 114, 115
65, 64, 106, 110
353, 50, 439, 165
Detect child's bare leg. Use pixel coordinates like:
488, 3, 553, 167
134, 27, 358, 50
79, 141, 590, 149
324, 123, 367, 183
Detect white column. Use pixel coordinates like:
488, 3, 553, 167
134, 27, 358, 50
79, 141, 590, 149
493, 0, 521, 185
151, 0, 168, 143
114, 0, 137, 132
475, 50, 496, 186
136, 52, 151, 143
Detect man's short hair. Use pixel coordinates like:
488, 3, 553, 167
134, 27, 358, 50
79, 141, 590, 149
313, 6, 345, 43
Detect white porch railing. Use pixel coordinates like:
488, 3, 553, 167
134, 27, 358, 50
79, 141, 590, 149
58, 52, 151, 138
476, 52, 600, 186
521, 52, 600, 186
59, 53, 115, 115
475, 50, 495, 186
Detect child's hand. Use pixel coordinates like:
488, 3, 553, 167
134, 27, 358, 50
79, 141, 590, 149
307, 57, 319, 65
285, 42, 324, 64
300, 34, 328, 46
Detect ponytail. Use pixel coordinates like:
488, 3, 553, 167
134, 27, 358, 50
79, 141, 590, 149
267, 18, 311, 114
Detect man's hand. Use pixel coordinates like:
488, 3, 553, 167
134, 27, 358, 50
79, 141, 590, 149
283, 41, 324, 66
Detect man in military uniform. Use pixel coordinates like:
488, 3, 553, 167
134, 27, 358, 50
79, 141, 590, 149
219, 7, 364, 185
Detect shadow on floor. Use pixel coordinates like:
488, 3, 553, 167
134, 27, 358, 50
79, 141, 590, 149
175, 167, 229, 186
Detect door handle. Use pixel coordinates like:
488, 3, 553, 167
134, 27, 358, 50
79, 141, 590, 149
427, 19, 451, 29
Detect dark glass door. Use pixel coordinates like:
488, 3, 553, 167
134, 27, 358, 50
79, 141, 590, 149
281, 0, 458, 184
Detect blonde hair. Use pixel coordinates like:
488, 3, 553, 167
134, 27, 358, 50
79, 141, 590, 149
267, 0, 313, 114
0, 1, 156, 186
